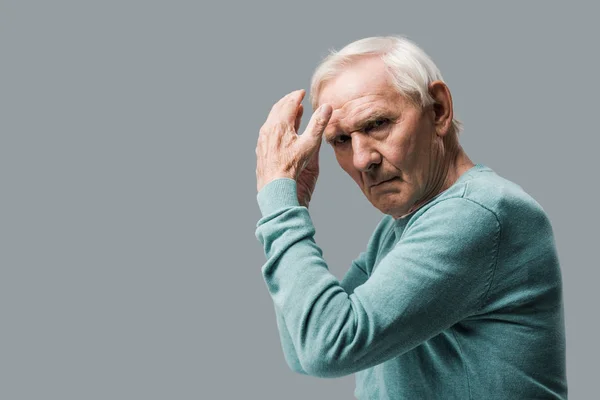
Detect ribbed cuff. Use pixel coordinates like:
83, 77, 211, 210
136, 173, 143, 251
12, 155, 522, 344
257, 178, 300, 216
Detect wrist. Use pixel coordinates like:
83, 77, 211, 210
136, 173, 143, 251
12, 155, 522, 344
258, 173, 296, 193
256, 178, 300, 216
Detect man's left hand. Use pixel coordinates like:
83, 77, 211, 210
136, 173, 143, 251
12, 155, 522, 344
256, 89, 332, 197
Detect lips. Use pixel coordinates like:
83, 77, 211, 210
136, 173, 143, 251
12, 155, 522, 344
371, 177, 397, 187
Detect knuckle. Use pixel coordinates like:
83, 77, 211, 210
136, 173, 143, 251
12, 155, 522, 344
313, 115, 327, 127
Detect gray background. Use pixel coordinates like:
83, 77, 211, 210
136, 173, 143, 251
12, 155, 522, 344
1, 1, 597, 399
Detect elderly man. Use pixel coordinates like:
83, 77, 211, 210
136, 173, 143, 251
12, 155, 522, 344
255, 36, 567, 399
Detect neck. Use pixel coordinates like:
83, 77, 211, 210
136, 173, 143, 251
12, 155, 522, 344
398, 135, 474, 219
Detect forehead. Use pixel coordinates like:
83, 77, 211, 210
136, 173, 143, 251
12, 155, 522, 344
317, 57, 406, 136
317, 56, 400, 111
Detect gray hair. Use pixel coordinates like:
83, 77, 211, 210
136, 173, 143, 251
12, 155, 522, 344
309, 35, 463, 135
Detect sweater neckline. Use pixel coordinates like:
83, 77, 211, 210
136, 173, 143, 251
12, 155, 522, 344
393, 163, 488, 224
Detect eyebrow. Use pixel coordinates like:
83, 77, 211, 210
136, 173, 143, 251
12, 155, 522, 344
325, 109, 392, 144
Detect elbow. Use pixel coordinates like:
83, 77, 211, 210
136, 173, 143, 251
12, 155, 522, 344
290, 365, 309, 376
299, 351, 355, 378
284, 356, 309, 376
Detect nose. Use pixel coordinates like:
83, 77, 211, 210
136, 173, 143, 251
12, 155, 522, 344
352, 134, 381, 172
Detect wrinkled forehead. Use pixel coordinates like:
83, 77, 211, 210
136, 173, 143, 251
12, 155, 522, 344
323, 93, 388, 131
318, 84, 408, 138
313, 56, 398, 110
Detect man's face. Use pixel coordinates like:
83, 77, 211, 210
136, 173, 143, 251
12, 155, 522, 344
317, 56, 439, 218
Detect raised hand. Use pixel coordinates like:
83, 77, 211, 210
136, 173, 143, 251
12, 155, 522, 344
256, 89, 332, 207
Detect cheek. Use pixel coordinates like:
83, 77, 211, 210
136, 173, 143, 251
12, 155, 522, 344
382, 142, 411, 169
386, 129, 422, 168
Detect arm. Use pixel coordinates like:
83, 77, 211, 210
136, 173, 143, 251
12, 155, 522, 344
339, 252, 370, 295
272, 304, 309, 375
270, 218, 383, 374
256, 179, 500, 378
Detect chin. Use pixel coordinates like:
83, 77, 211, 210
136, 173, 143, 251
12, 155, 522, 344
371, 199, 407, 217
373, 190, 417, 215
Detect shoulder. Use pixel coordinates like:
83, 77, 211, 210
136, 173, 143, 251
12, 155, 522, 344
401, 167, 510, 245
405, 195, 501, 248
366, 214, 396, 249
404, 166, 554, 248
418, 165, 549, 226
460, 168, 551, 229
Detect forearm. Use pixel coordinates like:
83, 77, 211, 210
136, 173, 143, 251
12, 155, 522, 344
273, 304, 308, 375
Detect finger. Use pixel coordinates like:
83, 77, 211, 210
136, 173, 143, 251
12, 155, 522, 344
277, 89, 305, 124
300, 134, 322, 172
266, 89, 304, 127
294, 103, 304, 132
271, 89, 303, 112
301, 104, 333, 141
310, 134, 323, 164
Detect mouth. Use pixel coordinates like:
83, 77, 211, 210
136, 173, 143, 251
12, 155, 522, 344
371, 177, 398, 188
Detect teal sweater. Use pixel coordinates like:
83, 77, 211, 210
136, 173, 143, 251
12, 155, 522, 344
255, 164, 567, 399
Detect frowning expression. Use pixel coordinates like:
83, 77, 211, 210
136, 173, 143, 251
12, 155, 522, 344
317, 57, 439, 218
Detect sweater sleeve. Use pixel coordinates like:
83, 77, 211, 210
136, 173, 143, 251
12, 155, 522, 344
271, 250, 370, 375
272, 304, 309, 375
271, 256, 369, 375
261, 180, 376, 375
255, 179, 500, 378
339, 253, 369, 295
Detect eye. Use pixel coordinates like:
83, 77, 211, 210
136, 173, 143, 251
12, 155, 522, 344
333, 135, 351, 146
364, 118, 389, 133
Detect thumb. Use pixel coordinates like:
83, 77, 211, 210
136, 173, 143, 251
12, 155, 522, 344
301, 104, 332, 142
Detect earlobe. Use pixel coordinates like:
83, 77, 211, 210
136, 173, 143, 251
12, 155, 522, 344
428, 80, 453, 137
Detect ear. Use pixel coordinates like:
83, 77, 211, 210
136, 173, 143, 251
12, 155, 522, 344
428, 80, 454, 137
